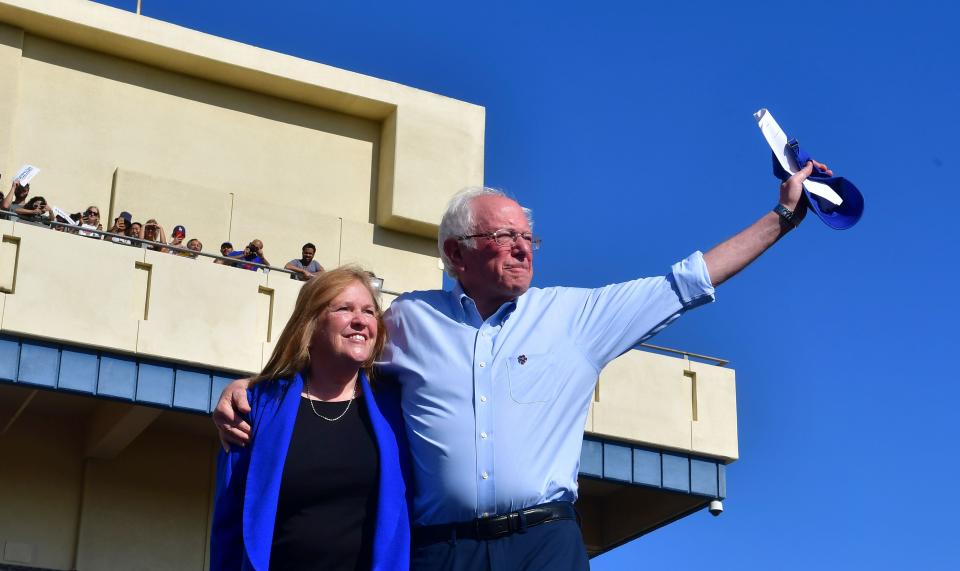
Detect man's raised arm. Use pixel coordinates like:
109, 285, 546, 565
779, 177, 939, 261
703, 160, 828, 286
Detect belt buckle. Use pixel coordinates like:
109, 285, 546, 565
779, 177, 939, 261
477, 515, 510, 539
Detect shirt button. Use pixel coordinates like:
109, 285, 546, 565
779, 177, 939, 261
481, 471, 489, 479
480, 395, 487, 402
480, 432, 488, 439
479, 361, 486, 368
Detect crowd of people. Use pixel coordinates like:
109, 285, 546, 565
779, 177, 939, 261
0, 177, 324, 281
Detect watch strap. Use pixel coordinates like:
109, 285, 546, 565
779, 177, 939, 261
773, 203, 799, 227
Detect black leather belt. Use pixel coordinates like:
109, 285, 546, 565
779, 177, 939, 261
413, 501, 578, 544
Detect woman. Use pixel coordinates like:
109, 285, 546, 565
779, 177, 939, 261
14, 195, 52, 225
211, 266, 410, 571
106, 213, 133, 245
141, 218, 167, 251
128, 221, 142, 240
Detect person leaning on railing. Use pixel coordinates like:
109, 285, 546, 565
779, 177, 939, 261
13, 195, 53, 226
142, 219, 167, 252
186, 238, 203, 259
285, 242, 324, 281
213, 242, 234, 265
228, 239, 270, 271
168, 224, 188, 251
128, 220, 142, 239
1, 181, 32, 220
106, 212, 134, 245
77, 205, 104, 239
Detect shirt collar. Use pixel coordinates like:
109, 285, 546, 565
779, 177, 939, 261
450, 281, 519, 327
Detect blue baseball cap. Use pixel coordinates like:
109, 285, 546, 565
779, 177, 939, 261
772, 139, 864, 230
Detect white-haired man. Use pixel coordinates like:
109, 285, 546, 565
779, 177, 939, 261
214, 161, 826, 569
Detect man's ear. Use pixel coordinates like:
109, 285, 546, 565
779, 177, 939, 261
443, 238, 466, 273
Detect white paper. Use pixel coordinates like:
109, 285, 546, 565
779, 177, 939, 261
753, 109, 842, 206
52, 206, 78, 225
13, 164, 40, 186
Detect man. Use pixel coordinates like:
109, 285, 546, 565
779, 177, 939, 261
227, 239, 269, 271
0, 181, 31, 220
284, 242, 324, 280
214, 241, 234, 265
186, 238, 203, 259
215, 161, 826, 569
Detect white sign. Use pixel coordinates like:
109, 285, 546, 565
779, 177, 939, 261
52, 206, 78, 225
753, 109, 842, 206
13, 164, 40, 186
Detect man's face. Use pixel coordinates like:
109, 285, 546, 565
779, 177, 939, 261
220, 244, 233, 256
448, 195, 534, 305
14, 184, 29, 200
302, 247, 315, 263
187, 239, 202, 252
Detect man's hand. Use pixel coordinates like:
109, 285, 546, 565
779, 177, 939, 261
779, 160, 832, 222
702, 158, 833, 286
213, 378, 253, 451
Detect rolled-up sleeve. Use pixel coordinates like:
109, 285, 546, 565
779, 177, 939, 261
669, 250, 716, 308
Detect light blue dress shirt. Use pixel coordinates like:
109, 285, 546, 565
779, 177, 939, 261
380, 251, 715, 527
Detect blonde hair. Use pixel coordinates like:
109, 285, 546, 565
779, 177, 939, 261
251, 265, 386, 386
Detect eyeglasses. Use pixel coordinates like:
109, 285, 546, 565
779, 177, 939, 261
458, 229, 541, 251
85, 210, 99, 216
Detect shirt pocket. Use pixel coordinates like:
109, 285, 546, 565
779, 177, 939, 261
506, 352, 559, 404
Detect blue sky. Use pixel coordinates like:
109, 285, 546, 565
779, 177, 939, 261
98, 1, 959, 568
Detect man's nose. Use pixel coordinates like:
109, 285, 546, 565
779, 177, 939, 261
511, 238, 532, 257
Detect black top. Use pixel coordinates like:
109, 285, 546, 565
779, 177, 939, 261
270, 393, 380, 571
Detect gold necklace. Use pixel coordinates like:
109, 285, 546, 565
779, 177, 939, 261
304, 378, 358, 422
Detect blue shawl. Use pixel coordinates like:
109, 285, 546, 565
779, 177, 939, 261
210, 371, 410, 570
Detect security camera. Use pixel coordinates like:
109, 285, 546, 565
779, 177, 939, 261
708, 500, 724, 516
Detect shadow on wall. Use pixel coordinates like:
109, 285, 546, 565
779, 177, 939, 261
19, 33, 382, 221
372, 225, 438, 258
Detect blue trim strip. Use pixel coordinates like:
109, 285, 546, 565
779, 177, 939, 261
0, 334, 730, 500
0, 333, 238, 414
581, 436, 727, 500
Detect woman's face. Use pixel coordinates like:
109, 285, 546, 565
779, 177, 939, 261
310, 281, 378, 366
129, 223, 142, 237
115, 218, 127, 232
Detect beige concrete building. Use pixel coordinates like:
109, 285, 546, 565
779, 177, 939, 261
0, 1, 738, 569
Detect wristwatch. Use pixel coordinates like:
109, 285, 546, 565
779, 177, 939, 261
773, 204, 799, 227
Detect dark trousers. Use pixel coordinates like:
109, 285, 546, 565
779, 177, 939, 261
412, 518, 590, 571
